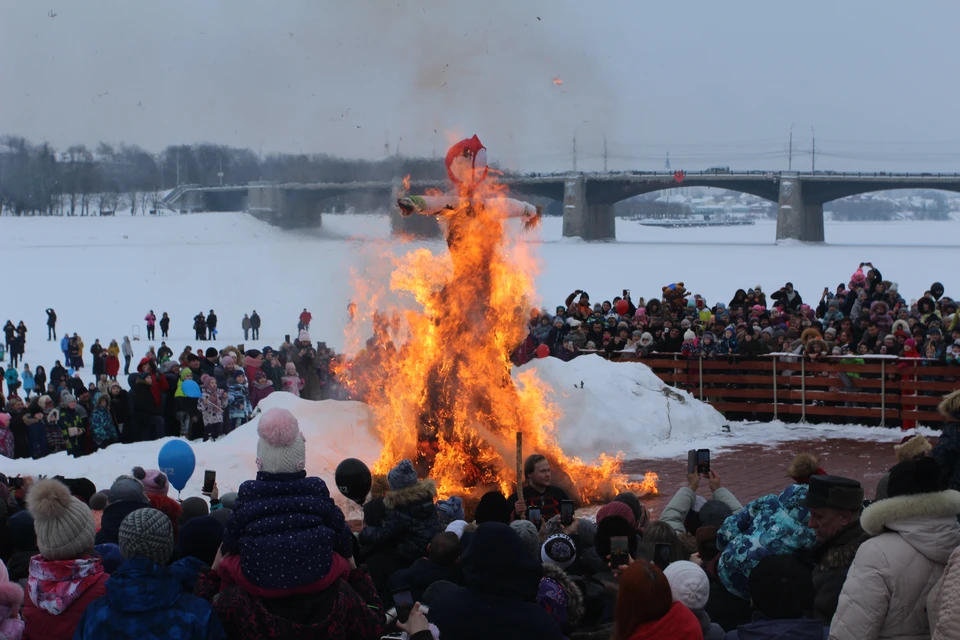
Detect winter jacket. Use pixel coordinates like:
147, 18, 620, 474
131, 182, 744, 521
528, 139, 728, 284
929, 544, 960, 640
211, 567, 387, 640
21, 371, 34, 393
56, 407, 84, 454
933, 423, 960, 492
89, 407, 118, 447
144, 313, 156, 328
169, 556, 209, 595
279, 375, 304, 397
3, 370, 18, 389
227, 381, 252, 420
627, 601, 703, 639
251, 313, 261, 329
385, 557, 461, 605
725, 614, 827, 640
829, 490, 960, 640
221, 471, 354, 590
429, 522, 563, 640
121, 339, 133, 358
810, 522, 864, 624
358, 479, 443, 568
242, 317, 252, 330
22, 556, 108, 640
0, 424, 14, 460
660, 486, 742, 535
717, 484, 818, 600
159, 316, 170, 333
74, 556, 224, 639
249, 380, 274, 409
200, 388, 225, 426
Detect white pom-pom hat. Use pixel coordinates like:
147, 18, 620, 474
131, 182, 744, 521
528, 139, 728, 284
256, 408, 306, 474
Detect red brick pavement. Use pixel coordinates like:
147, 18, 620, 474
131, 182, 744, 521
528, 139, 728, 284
622, 437, 929, 518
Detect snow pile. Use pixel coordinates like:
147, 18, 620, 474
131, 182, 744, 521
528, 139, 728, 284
1, 392, 380, 519
522, 355, 726, 460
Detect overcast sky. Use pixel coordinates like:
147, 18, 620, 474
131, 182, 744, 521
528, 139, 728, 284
3, 0, 960, 172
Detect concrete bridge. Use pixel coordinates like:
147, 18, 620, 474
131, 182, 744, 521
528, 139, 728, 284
163, 171, 960, 242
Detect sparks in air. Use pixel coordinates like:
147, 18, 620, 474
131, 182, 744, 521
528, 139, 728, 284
553, 77, 563, 86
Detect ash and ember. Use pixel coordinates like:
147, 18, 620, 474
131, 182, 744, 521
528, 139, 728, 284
338, 177, 656, 504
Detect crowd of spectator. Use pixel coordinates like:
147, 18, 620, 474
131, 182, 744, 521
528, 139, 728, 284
514, 263, 960, 367
0, 393, 957, 638
0, 325, 340, 460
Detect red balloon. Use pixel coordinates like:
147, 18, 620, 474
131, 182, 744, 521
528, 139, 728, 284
615, 299, 629, 315
535, 344, 551, 359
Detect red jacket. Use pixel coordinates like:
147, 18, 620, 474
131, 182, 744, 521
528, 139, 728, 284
136, 358, 169, 407
299, 311, 312, 325
23, 558, 109, 640
627, 602, 703, 640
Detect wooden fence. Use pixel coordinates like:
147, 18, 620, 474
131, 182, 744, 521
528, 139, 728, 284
600, 352, 960, 426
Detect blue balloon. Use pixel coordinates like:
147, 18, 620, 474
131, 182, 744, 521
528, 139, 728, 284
182, 380, 202, 398
158, 440, 196, 492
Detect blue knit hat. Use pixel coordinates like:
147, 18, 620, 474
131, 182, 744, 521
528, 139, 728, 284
387, 459, 418, 491
436, 496, 464, 524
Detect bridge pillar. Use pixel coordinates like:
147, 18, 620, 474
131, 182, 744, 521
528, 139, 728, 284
776, 175, 824, 242
246, 186, 322, 229
562, 174, 615, 240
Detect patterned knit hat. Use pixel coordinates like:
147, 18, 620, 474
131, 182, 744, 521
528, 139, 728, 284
387, 459, 419, 491
256, 408, 306, 474
541, 533, 577, 569
510, 519, 541, 560
132, 467, 169, 497
596, 501, 638, 530
119, 508, 174, 566
436, 496, 465, 525
26, 479, 96, 561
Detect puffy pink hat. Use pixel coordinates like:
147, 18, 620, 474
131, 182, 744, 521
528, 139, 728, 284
256, 408, 306, 474
132, 466, 169, 497
853, 268, 866, 282
634, 307, 646, 317
221, 355, 236, 367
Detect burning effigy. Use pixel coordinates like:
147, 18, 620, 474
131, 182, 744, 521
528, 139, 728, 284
339, 135, 656, 502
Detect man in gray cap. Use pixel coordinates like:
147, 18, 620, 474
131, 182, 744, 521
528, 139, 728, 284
801, 474, 865, 624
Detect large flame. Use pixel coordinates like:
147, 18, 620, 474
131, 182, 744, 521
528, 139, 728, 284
340, 173, 657, 503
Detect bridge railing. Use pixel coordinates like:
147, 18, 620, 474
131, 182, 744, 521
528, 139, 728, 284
581, 351, 959, 426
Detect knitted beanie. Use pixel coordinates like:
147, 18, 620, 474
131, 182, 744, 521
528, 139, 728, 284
89, 491, 109, 511
119, 508, 174, 566
219, 492, 239, 511
436, 496, 465, 525
541, 533, 577, 569
108, 475, 148, 504
298, 330, 310, 343
256, 408, 306, 474
26, 479, 96, 561
179, 496, 210, 525
387, 459, 419, 491
132, 467, 169, 497
220, 355, 236, 368
474, 491, 512, 525
510, 519, 541, 560
613, 492, 650, 530
664, 560, 710, 610
683, 330, 696, 341
596, 500, 638, 530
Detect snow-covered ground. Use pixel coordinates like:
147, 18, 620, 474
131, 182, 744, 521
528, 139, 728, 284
0, 211, 955, 499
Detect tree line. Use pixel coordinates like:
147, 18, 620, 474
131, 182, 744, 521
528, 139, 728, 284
0, 135, 448, 216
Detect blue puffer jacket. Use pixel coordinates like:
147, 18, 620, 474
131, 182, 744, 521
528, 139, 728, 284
169, 555, 210, 594
717, 484, 817, 599
73, 556, 224, 639
222, 471, 354, 590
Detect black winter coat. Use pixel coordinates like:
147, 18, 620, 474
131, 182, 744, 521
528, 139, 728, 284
250, 313, 261, 329
809, 522, 864, 624
429, 522, 562, 640
386, 557, 461, 604
358, 480, 442, 567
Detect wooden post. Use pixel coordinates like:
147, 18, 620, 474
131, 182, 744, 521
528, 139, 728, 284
516, 432, 523, 501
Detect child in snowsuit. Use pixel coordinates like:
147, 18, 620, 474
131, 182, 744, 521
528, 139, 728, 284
57, 393, 86, 457
0, 413, 14, 459
226, 371, 252, 433
200, 375, 226, 441
90, 393, 118, 450
280, 362, 305, 397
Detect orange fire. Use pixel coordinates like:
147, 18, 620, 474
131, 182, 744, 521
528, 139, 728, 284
340, 171, 657, 503
401, 174, 411, 192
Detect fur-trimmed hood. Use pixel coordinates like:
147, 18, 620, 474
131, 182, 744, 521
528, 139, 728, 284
384, 478, 438, 510
815, 522, 867, 571
861, 490, 960, 563
940, 389, 960, 420
540, 562, 584, 629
